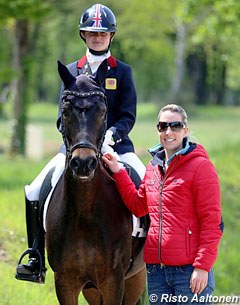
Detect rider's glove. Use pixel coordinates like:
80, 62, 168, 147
101, 130, 121, 166
103, 130, 115, 146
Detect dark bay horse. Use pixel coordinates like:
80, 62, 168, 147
45, 61, 148, 305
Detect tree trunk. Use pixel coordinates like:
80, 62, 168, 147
208, 51, 227, 106
170, 20, 186, 103
215, 64, 226, 105
10, 19, 29, 155
186, 48, 208, 105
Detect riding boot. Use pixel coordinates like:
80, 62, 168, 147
15, 195, 46, 284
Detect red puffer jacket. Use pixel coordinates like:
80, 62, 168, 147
113, 142, 223, 272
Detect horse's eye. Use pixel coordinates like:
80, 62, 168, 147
62, 102, 72, 116
62, 109, 68, 116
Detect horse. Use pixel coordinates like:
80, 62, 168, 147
45, 60, 149, 305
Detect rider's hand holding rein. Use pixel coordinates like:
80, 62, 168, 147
102, 152, 122, 173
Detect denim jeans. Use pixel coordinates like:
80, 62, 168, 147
147, 264, 215, 305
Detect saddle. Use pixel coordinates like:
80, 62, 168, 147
40, 160, 149, 236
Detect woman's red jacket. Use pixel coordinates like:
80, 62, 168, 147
113, 143, 223, 272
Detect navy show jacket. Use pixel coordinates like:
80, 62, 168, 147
57, 56, 137, 155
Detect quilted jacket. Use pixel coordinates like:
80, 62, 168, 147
113, 140, 223, 272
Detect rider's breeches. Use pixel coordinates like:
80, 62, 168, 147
118, 152, 145, 180
24, 153, 66, 201
25, 151, 145, 202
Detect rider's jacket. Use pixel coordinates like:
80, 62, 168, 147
57, 55, 137, 155
113, 140, 223, 272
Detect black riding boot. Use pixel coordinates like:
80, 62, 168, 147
15, 196, 46, 284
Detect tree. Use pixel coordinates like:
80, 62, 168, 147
0, 0, 51, 155
11, 19, 29, 154
182, 0, 240, 105
1, 0, 240, 157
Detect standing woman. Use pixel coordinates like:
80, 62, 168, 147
103, 104, 223, 305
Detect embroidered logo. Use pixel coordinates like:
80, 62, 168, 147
149, 179, 155, 185
105, 78, 117, 90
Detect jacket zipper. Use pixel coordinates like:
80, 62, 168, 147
153, 158, 178, 265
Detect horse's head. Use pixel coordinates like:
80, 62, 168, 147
58, 60, 108, 181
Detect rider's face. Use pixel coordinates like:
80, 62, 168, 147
82, 31, 112, 52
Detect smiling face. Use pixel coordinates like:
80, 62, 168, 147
157, 110, 188, 160
81, 31, 112, 52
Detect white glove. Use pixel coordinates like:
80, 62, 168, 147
102, 130, 114, 154
101, 130, 121, 164
103, 130, 115, 146
101, 143, 114, 154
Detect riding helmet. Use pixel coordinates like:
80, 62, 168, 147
79, 4, 117, 33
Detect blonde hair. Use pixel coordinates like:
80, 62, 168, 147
157, 104, 188, 126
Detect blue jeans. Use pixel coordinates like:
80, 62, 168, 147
147, 264, 215, 305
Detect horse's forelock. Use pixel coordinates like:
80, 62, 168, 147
75, 74, 105, 95
62, 74, 106, 110
73, 98, 97, 109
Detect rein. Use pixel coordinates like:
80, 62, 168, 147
61, 89, 107, 159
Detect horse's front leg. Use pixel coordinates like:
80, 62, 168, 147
54, 272, 81, 305
99, 272, 125, 305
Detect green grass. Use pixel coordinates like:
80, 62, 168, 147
0, 102, 240, 303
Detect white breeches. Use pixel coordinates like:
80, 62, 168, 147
25, 152, 145, 201
25, 153, 66, 201
118, 152, 145, 180
25, 151, 146, 236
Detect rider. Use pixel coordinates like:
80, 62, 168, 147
16, 3, 145, 284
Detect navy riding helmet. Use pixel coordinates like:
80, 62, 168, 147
79, 3, 117, 34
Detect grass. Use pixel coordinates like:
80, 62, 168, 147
0, 102, 240, 304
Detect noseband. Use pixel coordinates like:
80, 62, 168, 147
61, 89, 107, 159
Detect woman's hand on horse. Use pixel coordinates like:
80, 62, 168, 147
102, 152, 122, 173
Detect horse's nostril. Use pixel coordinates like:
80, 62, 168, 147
70, 157, 81, 172
88, 157, 98, 172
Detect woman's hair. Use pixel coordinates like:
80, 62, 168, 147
157, 104, 188, 126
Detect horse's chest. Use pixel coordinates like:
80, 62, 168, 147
48, 216, 131, 265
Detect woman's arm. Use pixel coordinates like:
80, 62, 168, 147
102, 152, 148, 217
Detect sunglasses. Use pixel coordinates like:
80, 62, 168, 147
157, 121, 185, 132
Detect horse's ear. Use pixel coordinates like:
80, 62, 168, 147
57, 60, 76, 88
94, 59, 108, 88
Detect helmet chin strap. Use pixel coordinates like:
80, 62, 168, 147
89, 48, 109, 56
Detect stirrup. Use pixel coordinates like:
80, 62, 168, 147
15, 248, 46, 284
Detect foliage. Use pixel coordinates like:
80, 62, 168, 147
0, 0, 51, 21
184, 0, 240, 92
0, 0, 240, 155
1, 0, 240, 105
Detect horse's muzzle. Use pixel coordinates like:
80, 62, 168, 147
69, 154, 98, 181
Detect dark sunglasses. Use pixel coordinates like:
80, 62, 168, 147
157, 121, 185, 132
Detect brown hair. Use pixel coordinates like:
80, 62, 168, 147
157, 104, 188, 126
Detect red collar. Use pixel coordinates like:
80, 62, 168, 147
77, 55, 117, 69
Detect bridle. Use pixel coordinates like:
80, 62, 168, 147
61, 89, 107, 160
